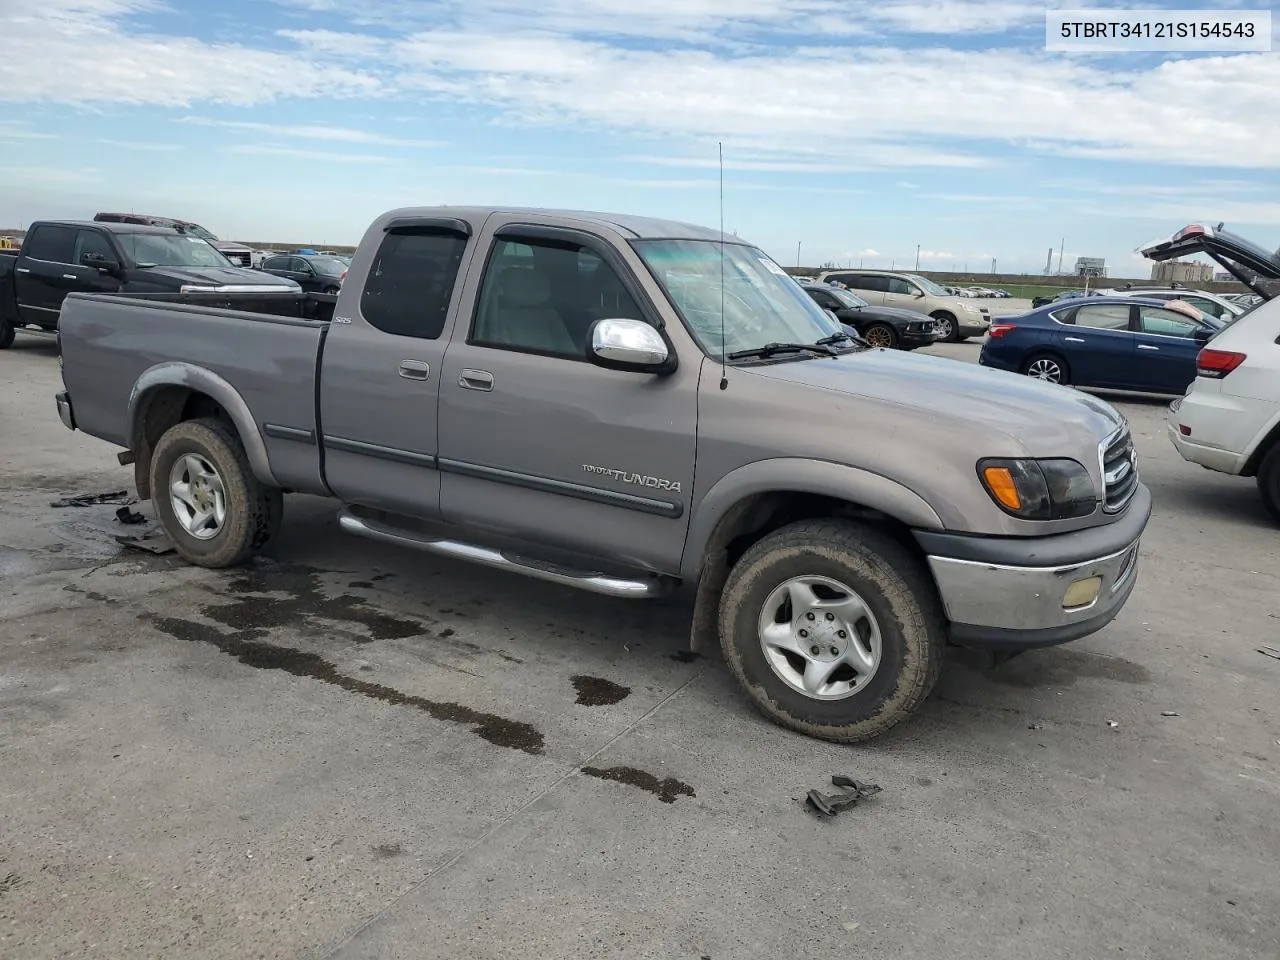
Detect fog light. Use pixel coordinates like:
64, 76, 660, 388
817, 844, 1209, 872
1063, 576, 1102, 610
1178, 424, 1191, 436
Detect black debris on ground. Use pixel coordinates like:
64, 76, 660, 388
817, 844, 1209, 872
804, 775, 882, 817
50, 490, 133, 508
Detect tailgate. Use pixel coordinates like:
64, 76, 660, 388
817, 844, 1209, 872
1140, 224, 1280, 300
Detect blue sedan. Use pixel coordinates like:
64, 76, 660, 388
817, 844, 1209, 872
979, 296, 1226, 395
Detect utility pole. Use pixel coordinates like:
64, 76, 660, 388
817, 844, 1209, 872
796, 241, 802, 268
991, 257, 997, 273
914, 244, 920, 271
891, 259, 895, 269
858, 258, 863, 268
1057, 237, 1064, 274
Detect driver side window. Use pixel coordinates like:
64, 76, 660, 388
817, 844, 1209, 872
886, 277, 914, 295
1139, 307, 1201, 338
74, 230, 114, 265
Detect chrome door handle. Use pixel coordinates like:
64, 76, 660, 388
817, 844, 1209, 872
398, 359, 430, 380
459, 369, 494, 391
15, 267, 30, 274
1064, 336, 1085, 343
1137, 344, 1159, 351
62, 274, 77, 280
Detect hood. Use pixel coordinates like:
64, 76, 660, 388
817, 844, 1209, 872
743, 347, 1123, 456
140, 265, 300, 290
856, 305, 935, 324
211, 239, 253, 253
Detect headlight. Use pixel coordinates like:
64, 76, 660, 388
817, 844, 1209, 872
977, 458, 1096, 520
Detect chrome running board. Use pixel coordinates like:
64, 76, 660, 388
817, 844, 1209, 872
337, 508, 671, 599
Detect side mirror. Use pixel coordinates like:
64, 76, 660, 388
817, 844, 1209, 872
912, 290, 925, 297
588, 318, 676, 374
1193, 327, 1214, 344
81, 251, 119, 274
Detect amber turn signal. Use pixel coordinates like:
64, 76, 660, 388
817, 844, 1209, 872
982, 466, 1021, 511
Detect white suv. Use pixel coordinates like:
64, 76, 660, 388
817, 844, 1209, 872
1167, 295, 1280, 521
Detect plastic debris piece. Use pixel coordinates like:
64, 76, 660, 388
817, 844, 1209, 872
804, 775, 882, 817
842, 922, 860, 933
50, 489, 132, 508
1161, 711, 1179, 717
1107, 720, 1119, 729
1258, 646, 1280, 661
114, 531, 175, 555
114, 506, 147, 525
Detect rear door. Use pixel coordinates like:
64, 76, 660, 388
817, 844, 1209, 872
14, 224, 76, 325
1131, 304, 1211, 394
1056, 303, 1136, 387
318, 219, 474, 519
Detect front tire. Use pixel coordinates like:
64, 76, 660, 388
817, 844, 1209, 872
930, 312, 959, 342
151, 417, 283, 568
1256, 442, 1280, 526
718, 519, 946, 743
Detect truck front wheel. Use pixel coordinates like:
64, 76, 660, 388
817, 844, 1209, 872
719, 519, 946, 742
0, 317, 14, 349
151, 417, 283, 568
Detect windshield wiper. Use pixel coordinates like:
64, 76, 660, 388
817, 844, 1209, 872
815, 330, 868, 349
727, 341, 836, 361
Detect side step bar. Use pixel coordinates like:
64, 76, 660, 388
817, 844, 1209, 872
337, 508, 672, 599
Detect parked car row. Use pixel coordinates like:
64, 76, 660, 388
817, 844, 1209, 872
815, 269, 991, 341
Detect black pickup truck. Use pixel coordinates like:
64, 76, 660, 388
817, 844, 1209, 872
0, 220, 308, 348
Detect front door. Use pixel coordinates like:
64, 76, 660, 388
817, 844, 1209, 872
1057, 302, 1135, 388
882, 276, 920, 310
1131, 304, 1209, 394
437, 220, 698, 574
318, 221, 474, 519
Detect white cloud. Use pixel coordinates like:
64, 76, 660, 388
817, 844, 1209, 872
179, 117, 441, 147
97, 138, 182, 151
0, 0, 381, 106
224, 144, 396, 163
0, 121, 56, 141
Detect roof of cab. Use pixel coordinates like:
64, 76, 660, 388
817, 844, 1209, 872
374, 206, 731, 242
35, 220, 183, 235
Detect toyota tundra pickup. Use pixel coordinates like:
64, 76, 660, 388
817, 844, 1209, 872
54, 206, 1150, 742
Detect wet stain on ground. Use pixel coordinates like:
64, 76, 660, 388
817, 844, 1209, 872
670, 650, 701, 663
148, 615, 545, 755
571, 675, 630, 706
986, 647, 1152, 688
218, 566, 429, 643
61, 584, 120, 605
496, 651, 524, 664
581, 766, 695, 804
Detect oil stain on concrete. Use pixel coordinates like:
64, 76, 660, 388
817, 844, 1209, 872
581, 766, 695, 804
571, 675, 630, 706
146, 606, 545, 755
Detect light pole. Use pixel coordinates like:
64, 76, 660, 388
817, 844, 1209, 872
796, 241, 802, 268
991, 257, 997, 273
914, 244, 920, 271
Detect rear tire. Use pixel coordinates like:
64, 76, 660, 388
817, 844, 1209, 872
930, 312, 959, 342
862, 323, 898, 349
1257, 443, 1280, 526
150, 417, 283, 568
0, 316, 14, 349
1021, 352, 1070, 385
718, 519, 946, 743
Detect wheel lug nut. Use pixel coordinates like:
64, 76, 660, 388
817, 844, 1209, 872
810, 646, 821, 656
806, 612, 815, 621
838, 630, 847, 639
825, 613, 834, 621
799, 629, 808, 638
830, 646, 839, 656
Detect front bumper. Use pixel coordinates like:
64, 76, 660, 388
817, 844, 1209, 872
958, 313, 990, 336
55, 390, 75, 431
913, 484, 1151, 649
901, 330, 940, 348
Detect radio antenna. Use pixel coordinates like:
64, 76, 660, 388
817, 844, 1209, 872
718, 141, 728, 390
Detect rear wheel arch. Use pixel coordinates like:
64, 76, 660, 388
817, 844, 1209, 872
128, 364, 276, 499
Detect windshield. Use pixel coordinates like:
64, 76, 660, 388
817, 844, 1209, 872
309, 257, 348, 277
827, 287, 869, 309
117, 233, 233, 269
180, 224, 218, 241
634, 240, 841, 359
907, 274, 950, 297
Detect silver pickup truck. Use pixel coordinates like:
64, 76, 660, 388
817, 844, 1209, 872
55, 206, 1150, 742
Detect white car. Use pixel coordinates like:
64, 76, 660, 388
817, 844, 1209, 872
1099, 286, 1245, 321
1167, 295, 1280, 522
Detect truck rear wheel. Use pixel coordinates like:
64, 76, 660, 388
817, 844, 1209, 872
0, 317, 14, 349
1256, 442, 1280, 526
150, 417, 283, 568
718, 519, 945, 742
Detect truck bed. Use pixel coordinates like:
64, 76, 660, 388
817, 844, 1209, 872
58, 293, 331, 496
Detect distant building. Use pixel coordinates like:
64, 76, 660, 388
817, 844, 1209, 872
1151, 259, 1213, 284
1075, 256, 1106, 278
1214, 271, 1234, 282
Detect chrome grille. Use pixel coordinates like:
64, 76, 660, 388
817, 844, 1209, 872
1100, 427, 1138, 513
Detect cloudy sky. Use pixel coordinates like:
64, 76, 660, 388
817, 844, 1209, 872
1, 0, 1277, 276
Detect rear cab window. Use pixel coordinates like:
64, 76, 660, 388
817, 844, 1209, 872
360, 229, 469, 340
23, 225, 77, 264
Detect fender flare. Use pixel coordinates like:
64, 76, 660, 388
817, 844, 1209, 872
127, 361, 278, 487
679, 458, 943, 581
